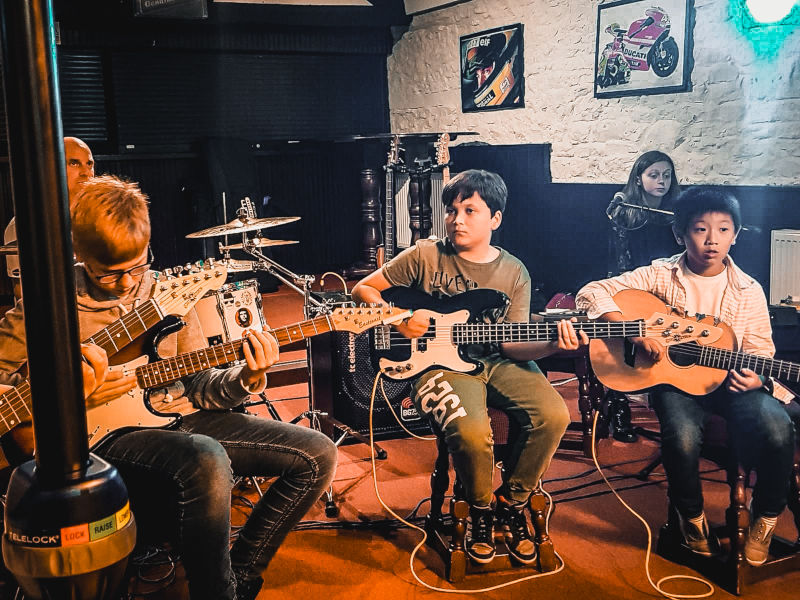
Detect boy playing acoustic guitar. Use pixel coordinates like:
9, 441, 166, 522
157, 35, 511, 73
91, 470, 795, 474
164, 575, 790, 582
353, 169, 588, 564
577, 187, 794, 566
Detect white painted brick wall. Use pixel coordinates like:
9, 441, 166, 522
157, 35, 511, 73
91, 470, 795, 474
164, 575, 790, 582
388, 0, 800, 185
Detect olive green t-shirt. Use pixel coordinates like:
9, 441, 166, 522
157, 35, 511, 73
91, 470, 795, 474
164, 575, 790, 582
382, 238, 531, 323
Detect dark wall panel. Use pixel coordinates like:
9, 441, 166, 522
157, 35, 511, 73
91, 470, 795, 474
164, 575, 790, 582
111, 51, 388, 152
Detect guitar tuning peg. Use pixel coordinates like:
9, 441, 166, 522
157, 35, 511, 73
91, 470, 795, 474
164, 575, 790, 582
163, 268, 173, 278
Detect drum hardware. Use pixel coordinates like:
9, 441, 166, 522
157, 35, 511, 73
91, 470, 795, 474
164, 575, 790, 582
187, 200, 386, 517
218, 238, 299, 251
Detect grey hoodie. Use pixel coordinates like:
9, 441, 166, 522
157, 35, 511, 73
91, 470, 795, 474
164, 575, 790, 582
0, 265, 257, 410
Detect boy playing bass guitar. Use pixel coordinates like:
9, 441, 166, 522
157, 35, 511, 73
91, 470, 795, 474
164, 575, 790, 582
577, 187, 794, 566
353, 169, 588, 565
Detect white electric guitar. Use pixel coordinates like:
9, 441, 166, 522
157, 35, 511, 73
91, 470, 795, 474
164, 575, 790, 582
85, 304, 412, 447
0, 263, 228, 463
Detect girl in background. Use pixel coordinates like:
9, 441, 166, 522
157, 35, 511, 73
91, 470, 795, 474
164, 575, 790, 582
605, 150, 682, 442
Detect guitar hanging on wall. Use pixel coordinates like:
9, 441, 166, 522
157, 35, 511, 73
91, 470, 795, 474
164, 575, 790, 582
376, 134, 401, 268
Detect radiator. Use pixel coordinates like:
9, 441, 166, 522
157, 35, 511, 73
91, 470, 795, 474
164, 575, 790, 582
770, 229, 800, 304
394, 172, 447, 248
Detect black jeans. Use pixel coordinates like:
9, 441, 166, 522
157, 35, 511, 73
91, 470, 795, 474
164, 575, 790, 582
97, 412, 337, 599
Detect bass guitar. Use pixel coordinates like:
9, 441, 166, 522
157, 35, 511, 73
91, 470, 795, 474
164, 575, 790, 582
371, 287, 712, 380
85, 304, 411, 447
589, 289, 800, 396
0, 264, 228, 465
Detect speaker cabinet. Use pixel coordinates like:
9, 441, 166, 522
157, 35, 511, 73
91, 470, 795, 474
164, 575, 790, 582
309, 331, 431, 441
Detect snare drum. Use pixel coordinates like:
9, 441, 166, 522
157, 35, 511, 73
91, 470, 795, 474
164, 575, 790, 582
195, 279, 267, 344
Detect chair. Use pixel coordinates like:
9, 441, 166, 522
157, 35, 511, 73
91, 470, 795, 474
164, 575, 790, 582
656, 412, 800, 595
424, 407, 558, 582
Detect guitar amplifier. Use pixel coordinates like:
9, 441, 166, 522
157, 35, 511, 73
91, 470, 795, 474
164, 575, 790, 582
309, 330, 432, 441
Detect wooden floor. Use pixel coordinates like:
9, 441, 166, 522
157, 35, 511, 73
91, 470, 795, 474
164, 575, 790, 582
27, 282, 800, 599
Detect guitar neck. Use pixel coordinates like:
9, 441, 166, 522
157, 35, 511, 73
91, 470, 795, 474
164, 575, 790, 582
452, 320, 644, 344
384, 169, 395, 262
85, 299, 163, 357
0, 299, 165, 437
135, 314, 334, 389
697, 346, 800, 383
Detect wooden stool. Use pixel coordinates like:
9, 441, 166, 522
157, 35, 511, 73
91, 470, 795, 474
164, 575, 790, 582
424, 407, 558, 582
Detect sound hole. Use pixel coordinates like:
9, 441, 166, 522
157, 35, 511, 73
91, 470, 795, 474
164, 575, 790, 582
668, 342, 701, 367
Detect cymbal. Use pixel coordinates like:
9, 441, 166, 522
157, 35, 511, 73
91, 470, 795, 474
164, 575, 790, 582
0, 241, 17, 255
220, 239, 299, 251
186, 216, 300, 239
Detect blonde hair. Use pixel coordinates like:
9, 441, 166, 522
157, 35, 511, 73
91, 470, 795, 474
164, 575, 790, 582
71, 175, 151, 264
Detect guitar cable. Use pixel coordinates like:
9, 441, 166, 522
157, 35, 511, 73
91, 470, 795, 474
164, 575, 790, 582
589, 410, 714, 599
366, 370, 567, 594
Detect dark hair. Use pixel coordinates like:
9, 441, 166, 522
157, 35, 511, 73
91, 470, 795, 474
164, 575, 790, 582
672, 187, 742, 235
441, 169, 507, 215
619, 150, 681, 207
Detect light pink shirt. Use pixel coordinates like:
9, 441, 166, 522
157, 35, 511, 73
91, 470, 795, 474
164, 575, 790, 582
576, 252, 775, 358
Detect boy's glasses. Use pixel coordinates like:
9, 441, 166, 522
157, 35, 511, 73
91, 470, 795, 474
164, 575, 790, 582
87, 246, 153, 284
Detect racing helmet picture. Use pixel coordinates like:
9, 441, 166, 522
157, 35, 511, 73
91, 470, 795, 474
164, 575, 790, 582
460, 24, 524, 112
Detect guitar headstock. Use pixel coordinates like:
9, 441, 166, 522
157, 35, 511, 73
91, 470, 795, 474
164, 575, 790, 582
329, 305, 412, 334
646, 312, 725, 346
387, 134, 400, 166
435, 133, 450, 168
151, 262, 228, 317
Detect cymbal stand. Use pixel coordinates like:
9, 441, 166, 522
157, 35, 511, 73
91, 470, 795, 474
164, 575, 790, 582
240, 236, 387, 517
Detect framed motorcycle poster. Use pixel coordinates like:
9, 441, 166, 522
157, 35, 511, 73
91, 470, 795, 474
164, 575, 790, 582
594, 0, 694, 98
460, 24, 524, 112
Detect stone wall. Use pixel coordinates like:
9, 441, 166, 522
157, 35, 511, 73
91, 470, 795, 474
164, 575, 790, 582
388, 0, 800, 185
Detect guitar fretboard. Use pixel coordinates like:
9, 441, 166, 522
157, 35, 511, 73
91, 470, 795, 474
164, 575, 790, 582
136, 314, 334, 388
696, 345, 800, 383
0, 299, 164, 436
452, 320, 645, 344
385, 167, 395, 262
85, 299, 163, 356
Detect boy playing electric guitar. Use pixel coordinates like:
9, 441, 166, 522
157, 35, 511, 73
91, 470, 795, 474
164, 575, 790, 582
353, 169, 588, 564
0, 175, 337, 600
577, 187, 794, 566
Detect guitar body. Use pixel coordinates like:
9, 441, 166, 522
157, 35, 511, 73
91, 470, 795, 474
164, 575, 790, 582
87, 317, 187, 449
589, 289, 736, 395
375, 287, 510, 380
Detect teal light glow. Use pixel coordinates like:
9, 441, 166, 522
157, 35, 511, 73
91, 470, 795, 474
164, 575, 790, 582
730, 0, 800, 58
746, 0, 796, 23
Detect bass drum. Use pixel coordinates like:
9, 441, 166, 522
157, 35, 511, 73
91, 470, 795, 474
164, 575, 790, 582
195, 279, 266, 345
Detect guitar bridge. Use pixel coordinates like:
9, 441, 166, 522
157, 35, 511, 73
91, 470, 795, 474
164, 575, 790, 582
374, 325, 391, 350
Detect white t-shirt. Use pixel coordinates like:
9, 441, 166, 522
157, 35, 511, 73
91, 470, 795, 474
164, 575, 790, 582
681, 262, 728, 318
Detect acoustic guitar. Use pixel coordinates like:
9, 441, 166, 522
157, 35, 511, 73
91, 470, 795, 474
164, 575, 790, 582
588, 289, 800, 396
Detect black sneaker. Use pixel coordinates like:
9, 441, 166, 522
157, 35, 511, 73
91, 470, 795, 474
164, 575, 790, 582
235, 575, 264, 600
497, 501, 538, 564
467, 506, 496, 563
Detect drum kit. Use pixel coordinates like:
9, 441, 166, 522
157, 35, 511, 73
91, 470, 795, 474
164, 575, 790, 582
186, 203, 341, 344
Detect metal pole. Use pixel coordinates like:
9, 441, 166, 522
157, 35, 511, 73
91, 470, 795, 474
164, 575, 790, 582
0, 0, 89, 484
